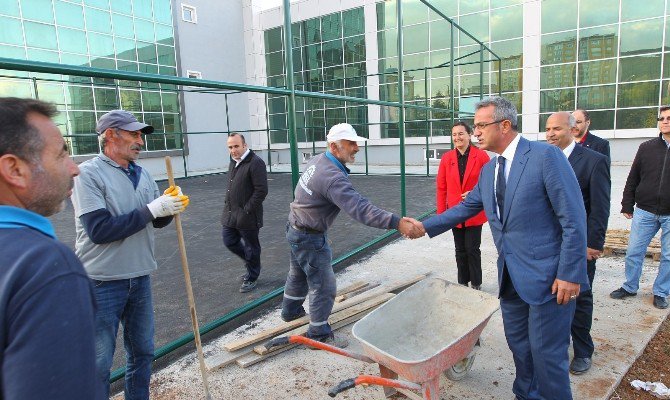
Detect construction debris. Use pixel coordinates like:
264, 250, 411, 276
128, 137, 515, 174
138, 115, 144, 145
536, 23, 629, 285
206, 274, 428, 371
603, 229, 661, 261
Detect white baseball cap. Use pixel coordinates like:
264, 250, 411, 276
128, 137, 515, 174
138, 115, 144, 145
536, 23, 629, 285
326, 123, 368, 143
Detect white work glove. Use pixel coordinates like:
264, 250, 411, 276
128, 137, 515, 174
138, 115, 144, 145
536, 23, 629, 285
147, 194, 187, 218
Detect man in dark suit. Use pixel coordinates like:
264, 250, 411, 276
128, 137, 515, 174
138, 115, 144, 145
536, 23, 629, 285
546, 111, 611, 375
572, 109, 611, 165
405, 97, 588, 399
221, 133, 268, 293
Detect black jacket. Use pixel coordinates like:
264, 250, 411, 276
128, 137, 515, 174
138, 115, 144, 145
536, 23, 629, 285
221, 150, 268, 229
568, 145, 611, 250
580, 131, 610, 166
621, 134, 670, 215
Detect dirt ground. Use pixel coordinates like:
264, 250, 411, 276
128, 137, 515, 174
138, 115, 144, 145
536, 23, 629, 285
610, 315, 670, 399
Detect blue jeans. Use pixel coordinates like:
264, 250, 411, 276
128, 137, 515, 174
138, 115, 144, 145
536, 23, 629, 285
92, 276, 154, 400
282, 224, 335, 339
622, 207, 670, 297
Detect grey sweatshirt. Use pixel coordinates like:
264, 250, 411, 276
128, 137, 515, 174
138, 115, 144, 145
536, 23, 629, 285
288, 152, 400, 233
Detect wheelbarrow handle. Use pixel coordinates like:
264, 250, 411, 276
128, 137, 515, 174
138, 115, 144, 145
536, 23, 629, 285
328, 375, 423, 397
264, 336, 290, 351
328, 378, 356, 397
264, 335, 375, 363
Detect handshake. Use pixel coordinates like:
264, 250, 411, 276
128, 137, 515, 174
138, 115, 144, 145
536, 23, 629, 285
397, 217, 426, 239
147, 185, 191, 218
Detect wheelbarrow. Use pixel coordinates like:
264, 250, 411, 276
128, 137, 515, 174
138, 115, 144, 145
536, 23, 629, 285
265, 278, 500, 399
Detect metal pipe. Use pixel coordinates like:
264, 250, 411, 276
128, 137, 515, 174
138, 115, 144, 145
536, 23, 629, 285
265, 93, 273, 173
424, 67, 429, 177
396, 0, 407, 217
282, 0, 301, 192
450, 23, 455, 151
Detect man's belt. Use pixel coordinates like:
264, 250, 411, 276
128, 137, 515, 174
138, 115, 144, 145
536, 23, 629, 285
290, 224, 323, 234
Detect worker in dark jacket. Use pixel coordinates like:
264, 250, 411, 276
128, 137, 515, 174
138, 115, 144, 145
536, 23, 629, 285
611, 106, 670, 309
572, 109, 611, 166
221, 133, 268, 293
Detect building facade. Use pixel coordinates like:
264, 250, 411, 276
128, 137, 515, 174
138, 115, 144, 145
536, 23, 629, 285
0, 0, 183, 160
1, 0, 668, 172
253, 0, 670, 164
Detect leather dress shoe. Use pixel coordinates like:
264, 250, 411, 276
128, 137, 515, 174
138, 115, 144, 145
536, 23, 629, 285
654, 295, 669, 309
569, 357, 592, 374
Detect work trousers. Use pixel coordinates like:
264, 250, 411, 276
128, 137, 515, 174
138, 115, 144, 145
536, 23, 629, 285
281, 224, 335, 339
452, 225, 483, 286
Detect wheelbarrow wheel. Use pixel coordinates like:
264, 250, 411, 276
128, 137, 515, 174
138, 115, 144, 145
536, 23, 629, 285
444, 339, 481, 381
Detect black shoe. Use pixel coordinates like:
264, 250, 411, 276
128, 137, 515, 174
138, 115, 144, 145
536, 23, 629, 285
471, 285, 481, 290
281, 309, 307, 322
610, 287, 636, 299
239, 280, 257, 293
653, 295, 669, 309
308, 334, 349, 350
569, 357, 592, 375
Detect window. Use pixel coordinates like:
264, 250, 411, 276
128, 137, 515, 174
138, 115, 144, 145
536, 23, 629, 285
181, 4, 196, 23
186, 70, 202, 79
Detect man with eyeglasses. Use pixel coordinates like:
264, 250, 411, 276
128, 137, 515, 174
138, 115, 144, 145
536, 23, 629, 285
404, 96, 587, 399
572, 109, 611, 166
610, 106, 670, 310
71, 110, 190, 399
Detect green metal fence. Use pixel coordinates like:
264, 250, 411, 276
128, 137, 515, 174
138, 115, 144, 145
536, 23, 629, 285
0, 0, 499, 384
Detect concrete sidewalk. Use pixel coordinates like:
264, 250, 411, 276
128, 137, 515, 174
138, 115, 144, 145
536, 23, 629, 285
123, 163, 669, 399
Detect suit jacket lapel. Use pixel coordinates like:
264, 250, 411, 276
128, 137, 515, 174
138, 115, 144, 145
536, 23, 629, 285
568, 145, 583, 169
502, 137, 530, 225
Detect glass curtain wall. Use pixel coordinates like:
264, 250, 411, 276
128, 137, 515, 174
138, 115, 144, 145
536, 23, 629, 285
540, 0, 668, 131
264, 7, 368, 145
0, 0, 181, 155
376, 0, 523, 138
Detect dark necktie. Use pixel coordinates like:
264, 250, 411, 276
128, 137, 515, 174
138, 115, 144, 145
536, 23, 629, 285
496, 156, 506, 222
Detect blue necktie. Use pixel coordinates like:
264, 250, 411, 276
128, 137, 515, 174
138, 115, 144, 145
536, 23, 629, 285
496, 156, 506, 222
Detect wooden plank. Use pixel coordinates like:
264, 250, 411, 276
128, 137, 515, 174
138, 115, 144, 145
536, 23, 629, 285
335, 283, 380, 303
253, 293, 395, 355
237, 310, 378, 368
223, 285, 379, 352
205, 344, 254, 372
335, 280, 369, 297
236, 300, 388, 368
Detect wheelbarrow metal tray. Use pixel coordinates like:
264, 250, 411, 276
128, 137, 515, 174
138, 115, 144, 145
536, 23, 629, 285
352, 278, 499, 383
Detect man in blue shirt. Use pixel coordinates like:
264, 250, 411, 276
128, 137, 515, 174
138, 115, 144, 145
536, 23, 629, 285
0, 97, 101, 399
71, 110, 189, 399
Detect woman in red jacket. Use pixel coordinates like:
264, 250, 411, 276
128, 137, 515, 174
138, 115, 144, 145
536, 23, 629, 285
436, 122, 490, 289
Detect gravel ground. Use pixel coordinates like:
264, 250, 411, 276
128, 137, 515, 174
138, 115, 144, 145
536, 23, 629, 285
112, 163, 670, 400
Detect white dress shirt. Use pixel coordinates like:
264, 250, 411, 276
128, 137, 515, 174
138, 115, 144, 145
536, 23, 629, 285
494, 133, 521, 219
562, 140, 576, 159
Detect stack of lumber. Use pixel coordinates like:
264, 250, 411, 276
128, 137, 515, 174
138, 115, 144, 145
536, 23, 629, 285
205, 274, 427, 371
602, 229, 661, 261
